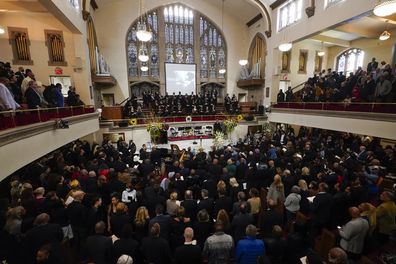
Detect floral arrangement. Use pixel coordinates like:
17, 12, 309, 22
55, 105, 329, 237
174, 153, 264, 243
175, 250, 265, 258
262, 122, 275, 137
146, 116, 164, 143
237, 114, 244, 121
213, 131, 225, 149
129, 118, 137, 126
223, 117, 239, 135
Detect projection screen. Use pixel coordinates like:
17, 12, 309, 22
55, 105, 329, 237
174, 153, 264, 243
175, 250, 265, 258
165, 63, 196, 94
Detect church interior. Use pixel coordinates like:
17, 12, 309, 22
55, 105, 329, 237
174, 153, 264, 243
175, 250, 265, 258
0, 0, 395, 263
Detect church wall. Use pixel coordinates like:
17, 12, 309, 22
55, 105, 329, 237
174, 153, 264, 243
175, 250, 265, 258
265, 0, 374, 103
92, 0, 250, 103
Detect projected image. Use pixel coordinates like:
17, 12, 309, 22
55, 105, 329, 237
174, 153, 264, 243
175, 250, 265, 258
165, 63, 196, 94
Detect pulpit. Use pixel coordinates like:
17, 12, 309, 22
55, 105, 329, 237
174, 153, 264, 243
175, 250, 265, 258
101, 106, 123, 120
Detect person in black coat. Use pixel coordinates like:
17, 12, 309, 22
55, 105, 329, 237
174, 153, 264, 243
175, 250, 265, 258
264, 225, 287, 264
140, 223, 172, 264
310, 182, 334, 240
197, 189, 214, 217
231, 203, 254, 242
149, 204, 171, 240
25, 82, 43, 109
180, 190, 197, 221
23, 213, 64, 263
174, 227, 201, 264
213, 189, 232, 217
113, 224, 140, 263
259, 200, 283, 238
110, 203, 131, 238
86, 221, 113, 264
66, 191, 87, 254
193, 209, 214, 249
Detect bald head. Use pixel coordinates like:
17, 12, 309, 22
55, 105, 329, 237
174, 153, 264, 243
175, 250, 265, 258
349, 207, 360, 218
328, 247, 348, 264
95, 221, 106, 234
184, 227, 194, 242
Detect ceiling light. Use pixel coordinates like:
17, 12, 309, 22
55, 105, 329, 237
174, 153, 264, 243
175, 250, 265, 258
136, 22, 152, 42
219, 68, 226, 74
374, 0, 396, 17
0, 26, 4, 35
318, 51, 325, 56
279, 43, 292, 52
140, 66, 148, 72
239, 59, 248, 66
379, 30, 391, 40
138, 47, 149, 62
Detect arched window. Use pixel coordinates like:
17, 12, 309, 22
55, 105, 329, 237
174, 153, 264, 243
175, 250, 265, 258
336, 48, 365, 75
126, 10, 159, 78
126, 4, 227, 83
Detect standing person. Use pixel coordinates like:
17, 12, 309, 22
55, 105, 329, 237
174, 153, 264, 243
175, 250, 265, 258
339, 207, 369, 260
0, 71, 20, 110
53, 83, 64, 107
174, 227, 201, 264
376, 191, 396, 245
202, 221, 234, 264
277, 90, 285, 102
66, 86, 77, 106
310, 183, 333, 241
86, 221, 113, 264
231, 203, 254, 242
284, 186, 301, 223
235, 225, 265, 264
267, 175, 285, 206
140, 223, 172, 264
21, 69, 35, 95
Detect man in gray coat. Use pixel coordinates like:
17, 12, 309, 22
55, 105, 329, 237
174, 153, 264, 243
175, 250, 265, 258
339, 207, 369, 260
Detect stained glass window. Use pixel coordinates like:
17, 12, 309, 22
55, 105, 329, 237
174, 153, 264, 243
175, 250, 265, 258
126, 10, 159, 78
336, 48, 364, 75
164, 5, 194, 63
126, 4, 227, 81
200, 16, 226, 79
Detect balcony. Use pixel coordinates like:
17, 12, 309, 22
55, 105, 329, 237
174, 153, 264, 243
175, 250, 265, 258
0, 106, 99, 180
269, 102, 396, 140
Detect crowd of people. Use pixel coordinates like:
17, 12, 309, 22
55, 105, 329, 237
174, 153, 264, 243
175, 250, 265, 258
0, 125, 395, 264
0, 61, 84, 111
123, 91, 240, 118
277, 58, 396, 103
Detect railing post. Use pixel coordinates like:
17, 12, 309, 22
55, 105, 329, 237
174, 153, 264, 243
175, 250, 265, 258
37, 108, 42, 122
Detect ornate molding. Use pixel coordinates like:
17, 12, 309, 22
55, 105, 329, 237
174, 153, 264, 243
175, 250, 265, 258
265, 30, 272, 38
82, 10, 90, 21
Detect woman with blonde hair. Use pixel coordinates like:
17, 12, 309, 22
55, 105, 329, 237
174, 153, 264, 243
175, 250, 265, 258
359, 202, 376, 235
216, 209, 231, 234
166, 191, 180, 216
229, 177, 242, 202
133, 206, 149, 241
267, 174, 285, 205
298, 179, 310, 214
217, 180, 227, 195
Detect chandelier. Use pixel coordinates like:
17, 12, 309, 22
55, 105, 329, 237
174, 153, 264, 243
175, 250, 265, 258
239, 59, 248, 66
374, 0, 396, 17
379, 30, 391, 40
317, 41, 325, 57
138, 45, 149, 62
218, 0, 226, 74
136, 0, 152, 42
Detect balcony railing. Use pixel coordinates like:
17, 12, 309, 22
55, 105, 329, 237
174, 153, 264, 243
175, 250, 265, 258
0, 106, 96, 131
272, 102, 396, 114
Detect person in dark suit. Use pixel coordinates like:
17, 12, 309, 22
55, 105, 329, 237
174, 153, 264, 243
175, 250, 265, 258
23, 213, 64, 263
259, 200, 283, 238
181, 190, 197, 221
310, 182, 334, 240
113, 224, 139, 263
193, 209, 214, 248
66, 191, 87, 254
231, 203, 254, 242
25, 81, 43, 109
197, 189, 214, 217
149, 204, 171, 239
214, 189, 233, 217
110, 202, 131, 238
86, 221, 113, 264
140, 223, 172, 264
174, 227, 201, 264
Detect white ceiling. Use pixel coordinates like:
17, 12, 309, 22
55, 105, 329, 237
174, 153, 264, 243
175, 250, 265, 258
319, 30, 360, 41
0, 0, 47, 13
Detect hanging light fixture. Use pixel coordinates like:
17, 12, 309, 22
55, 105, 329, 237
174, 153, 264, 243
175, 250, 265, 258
239, 59, 248, 66
379, 30, 391, 40
136, 0, 152, 42
279, 43, 292, 52
318, 41, 325, 56
138, 44, 149, 62
140, 65, 149, 72
0, 26, 4, 35
374, 0, 396, 17
218, 0, 226, 74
